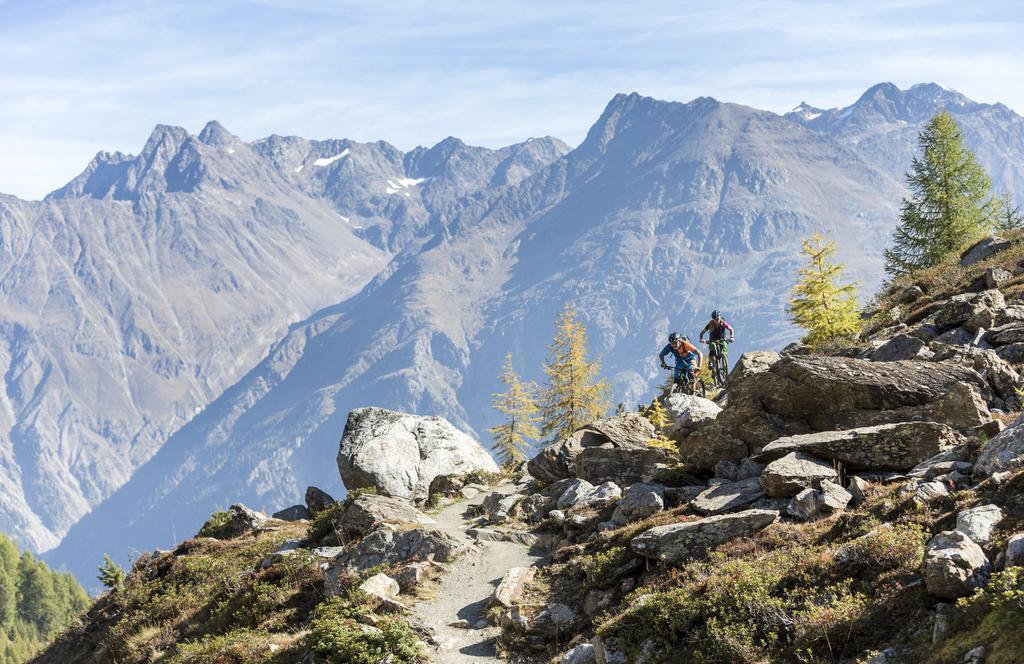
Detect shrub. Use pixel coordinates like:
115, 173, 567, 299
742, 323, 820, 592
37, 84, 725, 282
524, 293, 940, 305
308, 597, 423, 664
198, 511, 234, 539
170, 629, 276, 664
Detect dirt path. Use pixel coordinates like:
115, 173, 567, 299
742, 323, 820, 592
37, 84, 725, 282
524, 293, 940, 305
410, 484, 545, 663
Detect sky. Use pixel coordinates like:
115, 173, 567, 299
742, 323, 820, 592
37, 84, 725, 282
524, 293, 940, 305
1, 0, 1023, 200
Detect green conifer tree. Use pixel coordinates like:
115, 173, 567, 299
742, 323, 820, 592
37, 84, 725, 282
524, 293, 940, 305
540, 305, 611, 440
994, 191, 1024, 232
489, 353, 540, 467
884, 111, 997, 276
97, 554, 126, 590
789, 232, 861, 346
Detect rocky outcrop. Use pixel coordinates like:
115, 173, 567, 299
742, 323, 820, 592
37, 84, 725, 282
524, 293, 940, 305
305, 486, 336, 515
663, 393, 721, 439
975, 416, 1024, 476
924, 530, 990, 599
198, 504, 267, 539
337, 494, 435, 537
527, 413, 657, 483
757, 422, 961, 470
574, 446, 675, 486
271, 505, 311, 521
759, 452, 839, 498
630, 509, 779, 565
334, 526, 468, 570
337, 408, 498, 501
681, 355, 990, 470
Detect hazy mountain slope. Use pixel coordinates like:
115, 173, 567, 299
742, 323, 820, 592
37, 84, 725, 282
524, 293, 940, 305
786, 82, 1024, 196
0, 124, 390, 552
48, 91, 916, 586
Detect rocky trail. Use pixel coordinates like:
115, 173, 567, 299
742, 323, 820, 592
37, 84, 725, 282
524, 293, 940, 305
410, 483, 546, 663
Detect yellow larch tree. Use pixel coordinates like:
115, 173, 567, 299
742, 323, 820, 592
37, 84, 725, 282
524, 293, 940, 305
489, 353, 540, 467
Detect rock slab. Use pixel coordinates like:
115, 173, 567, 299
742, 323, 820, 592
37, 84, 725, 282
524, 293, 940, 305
630, 509, 779, 565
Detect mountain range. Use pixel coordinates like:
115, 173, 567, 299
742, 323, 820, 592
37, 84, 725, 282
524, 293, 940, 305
0, 82, 1021, 586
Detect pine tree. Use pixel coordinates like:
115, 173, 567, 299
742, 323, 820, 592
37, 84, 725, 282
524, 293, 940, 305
789, 232, 861, 346
488, 353, 540, 467
540, 305, 611, 440
97, 554, 125, 590
994, 192, 1024, 232
644, 398, 675, 451
884, 111, 997, 276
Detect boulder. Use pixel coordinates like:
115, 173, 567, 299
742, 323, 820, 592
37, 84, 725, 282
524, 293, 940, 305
819, 480, 852, 512
574, 446, 675, 486
337, 408, 498, 501
898, 285, 924, 304
924, 530, 990, 599
336, 526, 467, 570
869, 334, 932, 362
757, 422, 961, 471
681, 355, 991, 470
556, 479, 596, 510
493, 566, 535, 608
995, 342, 1024, 365
611, 483, 665, 525
394, 562, 430, 592
359, 573, 400, 601
630, 509, 779, 565
198, 504, 267, 539
338, 494, 435, 537
555, 479, 621, 510
847, 476, 870, 505
713, 459, 738, 481
527, 413, 657, 483
272, 504, 311, 521
975, 415, 1024, 476
480, 492, 525, 524
786, 488, 822, 521
305, 486, 336, 515
736, 458, 765, 480
562, 644, 597, 664
726, 351, 781, 386
691, 478, 764, 515
760, 452, 839, 498
663, 393, 721, 439
1006, 533, 1024, 567
955, 505, 1003, 545
934, 290, 1005, 331
960, 236, 1011, 266
985, 267, 1013, 289
933, 327, 974, 346
915, 480, 951, 503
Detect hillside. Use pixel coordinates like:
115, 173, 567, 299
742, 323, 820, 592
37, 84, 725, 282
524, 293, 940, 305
33, 233, 1024, 663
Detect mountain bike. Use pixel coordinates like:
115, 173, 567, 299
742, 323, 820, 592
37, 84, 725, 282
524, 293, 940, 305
705, 338, 733, 387
665, 365, 706, 398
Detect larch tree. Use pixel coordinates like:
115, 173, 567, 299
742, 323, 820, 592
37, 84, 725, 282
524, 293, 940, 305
97, 553, 126, 590
789, 232, 861, 346
644, 398, 675, 450
884, 111, 997, 276
994, 191, 1024, 232
489, 353, 540, 467
540, 305, 611, 441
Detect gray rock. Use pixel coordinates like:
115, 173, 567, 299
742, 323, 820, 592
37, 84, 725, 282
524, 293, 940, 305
664, 393, 722, 439
933, 326, 974, 346
611, 483, 665, 525
394, 562, 430, 592
786, 488, 822, 521
480, 492, 525, 524
562, 644, 596, 664
359, 572, 400, 600
915, 480, 951, 503
528, 413, 658, 484
305, 486, 336, 515
924, 530, 990, 599
574, 445, 675, 486
819, 480, 852, 512
760, 452, 839, 498
975, 415, 1024, 476
959, 646, 986, 664
984, 322, 1024, 346
271, 504, 311, 521
758, 422, 961, 471
898, 285, 924, 304
198, 503, 267, 539
492, 566, 535, 608
870, 334, 932, 362
338, 493, 435, 536
714, 459, 739, 481
985, 267, 1013, 289
556, 479, 596, 510
335, 526, 467, 570
735, 457, 765, 480
726, 351, 781, 386
960, 236, 1011, 266
691, 478, 764, 515
630, 509, 779, 565
955, 504, 1003, 545
337, 407, 498, 501
934, 290, 1005, 331
847, 476, 870, 505
582, 482, 623, 508
1006, 533, 1024, 567
995, 342, 1024, 365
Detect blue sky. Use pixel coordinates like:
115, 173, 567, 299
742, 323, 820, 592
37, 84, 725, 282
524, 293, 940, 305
1, 0, 1022, 199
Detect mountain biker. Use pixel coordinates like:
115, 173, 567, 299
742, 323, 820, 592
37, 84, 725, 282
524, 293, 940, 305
699, 310, 735, 350
659, 332, 703, 387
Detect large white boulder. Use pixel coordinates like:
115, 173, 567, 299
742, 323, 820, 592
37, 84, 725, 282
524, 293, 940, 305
337, 407, 499, 500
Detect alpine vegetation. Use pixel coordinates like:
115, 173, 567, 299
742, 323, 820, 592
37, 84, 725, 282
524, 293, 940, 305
789, 231, 861, 346
489, 354, 541, 468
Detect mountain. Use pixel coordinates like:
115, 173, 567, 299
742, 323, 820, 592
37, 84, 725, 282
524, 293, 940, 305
10, 83, 1024, 587
0, 123, 564, 555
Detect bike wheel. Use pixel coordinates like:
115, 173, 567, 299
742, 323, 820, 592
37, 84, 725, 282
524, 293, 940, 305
715, 355, 728, 386
695, 379, 706, 398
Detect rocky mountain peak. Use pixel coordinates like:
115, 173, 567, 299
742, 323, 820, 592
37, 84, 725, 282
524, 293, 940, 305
197, 119, 240, 147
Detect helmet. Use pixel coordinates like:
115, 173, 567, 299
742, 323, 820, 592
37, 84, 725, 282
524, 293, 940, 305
668, 332, 679, 344
711, 310, 721, 320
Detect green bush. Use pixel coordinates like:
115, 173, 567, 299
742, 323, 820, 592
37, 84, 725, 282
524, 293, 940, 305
932, 567, 1024, 664
579, 547, 630, 589
308, 597, 423, 664
197, 510, 234, 539
170, 629, 276, 664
